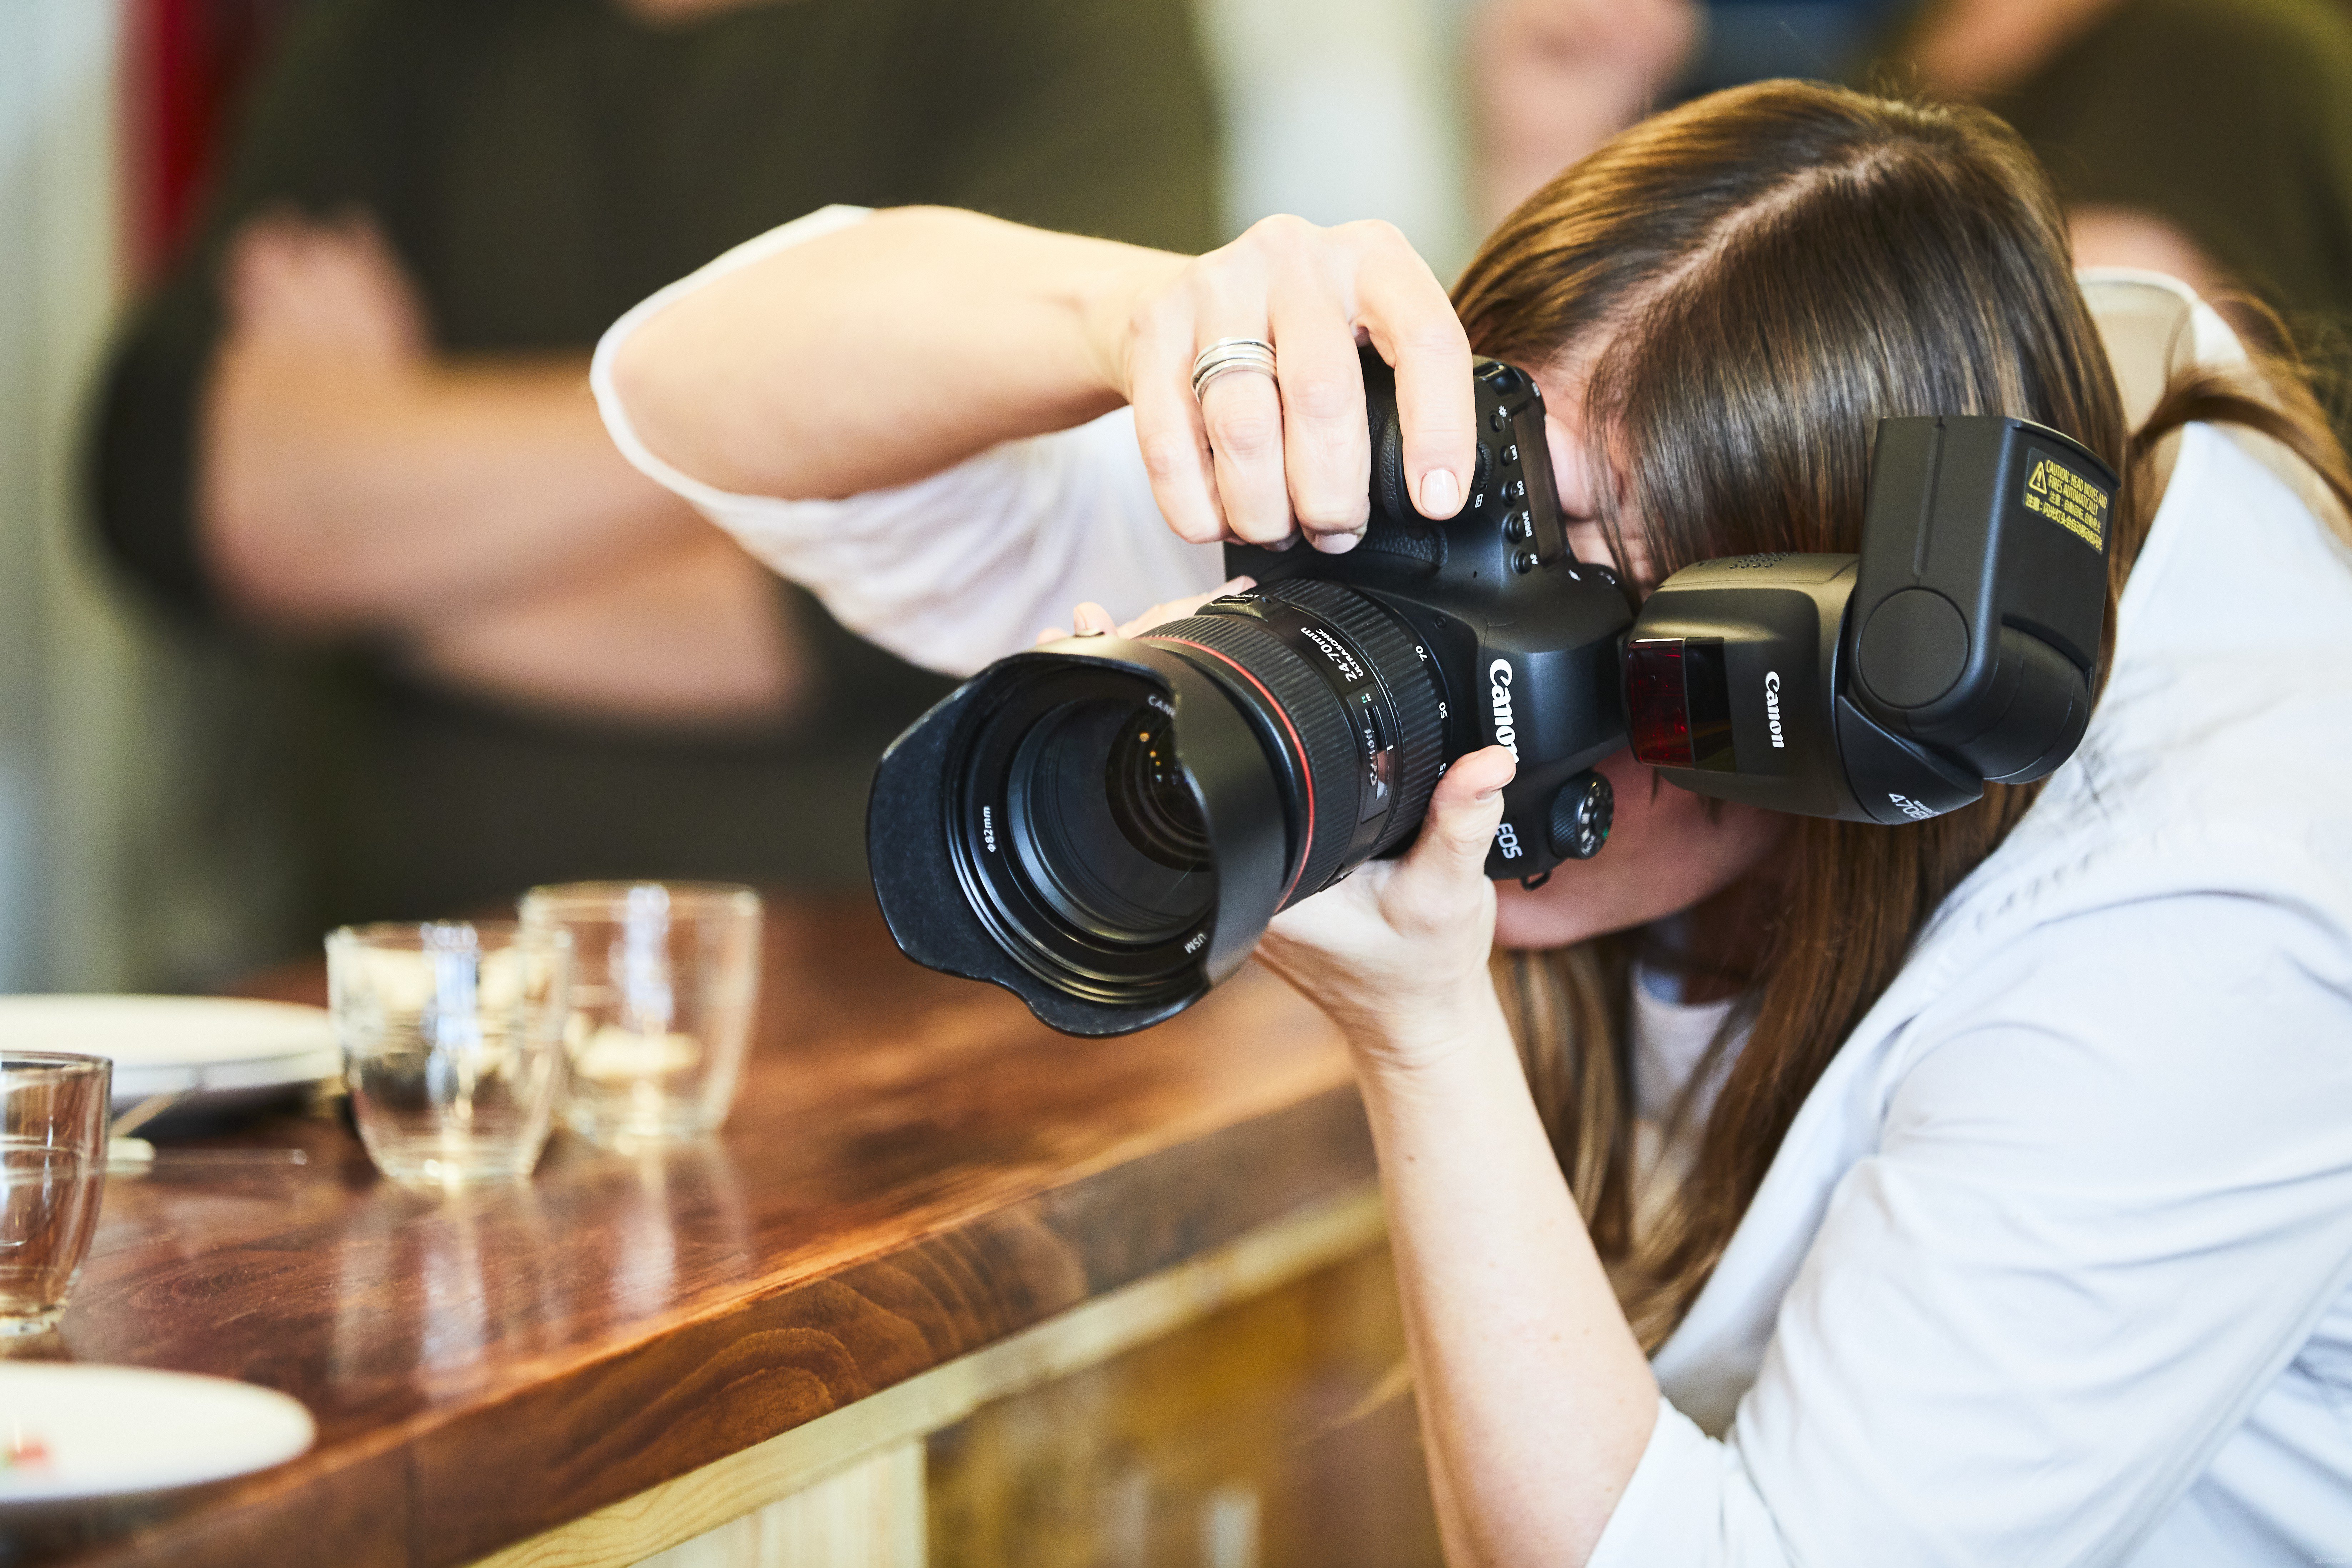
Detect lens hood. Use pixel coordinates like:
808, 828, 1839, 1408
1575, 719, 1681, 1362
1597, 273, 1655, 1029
868, 636, 1290, 1037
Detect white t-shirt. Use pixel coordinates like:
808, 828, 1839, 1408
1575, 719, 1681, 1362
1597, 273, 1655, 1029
596, 220, 2352, 1565
1628, 963, 1741, 1238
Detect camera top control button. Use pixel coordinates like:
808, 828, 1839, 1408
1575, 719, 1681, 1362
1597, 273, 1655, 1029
1501, 443, 1518, 465
1511, 548, 1538, 574
1489, 406, 1509, 431
1505, 510, 1535, 542
1507, 478, 1527, 501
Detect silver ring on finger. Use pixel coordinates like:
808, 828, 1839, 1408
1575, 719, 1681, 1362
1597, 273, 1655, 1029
1191, 337, 1277, 402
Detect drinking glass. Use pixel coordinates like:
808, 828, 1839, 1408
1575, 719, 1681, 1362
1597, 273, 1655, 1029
519, 883, 761, 1146
0, 1052, 111, 1334
327, 922, 571, 1189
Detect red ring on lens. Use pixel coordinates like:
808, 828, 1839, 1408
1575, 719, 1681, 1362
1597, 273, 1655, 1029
1142, 636, 1317, 905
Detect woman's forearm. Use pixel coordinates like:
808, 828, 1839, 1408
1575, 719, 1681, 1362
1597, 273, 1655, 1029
1357, 988, 1658, 1566
1254, 754, 1656, 1561
611, 208, 1187, 501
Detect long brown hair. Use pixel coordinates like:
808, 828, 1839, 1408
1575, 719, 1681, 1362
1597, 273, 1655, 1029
1452, 81, 2352, 1349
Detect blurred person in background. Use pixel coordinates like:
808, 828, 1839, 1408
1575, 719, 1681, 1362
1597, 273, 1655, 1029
90, 0, 1215, 942
1469, 0, 1908, 225
1465, 0, 2352, 427
1881, 0, 2352, 434
1198, 0, 1907, 285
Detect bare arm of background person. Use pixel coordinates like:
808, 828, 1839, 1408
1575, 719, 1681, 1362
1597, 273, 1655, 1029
201, 215, 798, 723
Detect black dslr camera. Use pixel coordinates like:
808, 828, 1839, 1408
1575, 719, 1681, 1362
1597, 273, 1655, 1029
869, 347, 2114, 1036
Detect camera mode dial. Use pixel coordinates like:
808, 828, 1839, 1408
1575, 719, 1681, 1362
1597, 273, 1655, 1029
1546, 770, 1613, 860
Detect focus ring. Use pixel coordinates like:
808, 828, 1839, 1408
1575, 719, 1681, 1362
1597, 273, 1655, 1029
1143, 613, 1361, 903
1259, 580, 1447, 865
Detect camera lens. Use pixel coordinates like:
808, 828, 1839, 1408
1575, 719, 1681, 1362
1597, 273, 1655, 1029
892, 579, 1449, 1031
1105, 709, 1210, 871
1138, 580, 1447, 908
1008, 698, 1212, 942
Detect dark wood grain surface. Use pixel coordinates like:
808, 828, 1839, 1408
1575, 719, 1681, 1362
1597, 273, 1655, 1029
927, 1245, 1441, 1567
3, 897, 1366, 1568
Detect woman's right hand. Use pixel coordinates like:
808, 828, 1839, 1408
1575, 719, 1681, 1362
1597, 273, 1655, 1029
1256, 744, 1519, 1071
1090, 215, 1479, 555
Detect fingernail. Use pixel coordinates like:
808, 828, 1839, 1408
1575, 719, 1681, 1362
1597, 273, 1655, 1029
1418, 467, 1461, 518
1311, 529, 1362, 555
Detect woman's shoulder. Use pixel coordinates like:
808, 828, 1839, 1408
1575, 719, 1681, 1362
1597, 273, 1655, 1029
1818, 416, 2352, 1118
1657, 852, 2352, 1433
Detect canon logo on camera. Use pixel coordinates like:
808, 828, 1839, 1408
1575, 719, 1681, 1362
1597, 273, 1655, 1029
1763, 670, 1786, 749
1489, 659, 1520, 760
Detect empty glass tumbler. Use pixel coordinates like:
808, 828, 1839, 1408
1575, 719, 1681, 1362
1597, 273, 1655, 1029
0, 1052, 110, 1334
519, 883, 761, 1145
328, 922, 571, 1189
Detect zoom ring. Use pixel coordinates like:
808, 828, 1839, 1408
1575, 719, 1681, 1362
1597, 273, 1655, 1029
1258, 580, 1447, 870
1142, 613, 1363, 904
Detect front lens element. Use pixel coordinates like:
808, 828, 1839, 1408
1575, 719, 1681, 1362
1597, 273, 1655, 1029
1105, 710, 1210, 870
1008, 699, 1214, 943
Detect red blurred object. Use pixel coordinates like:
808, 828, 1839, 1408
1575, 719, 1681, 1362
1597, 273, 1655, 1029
3, 1429, 53, 1470
121, 0, 301, 281
1625, 637, 1695, 767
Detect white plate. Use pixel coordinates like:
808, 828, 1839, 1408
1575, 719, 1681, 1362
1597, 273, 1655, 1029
0, 995, 340, 1110
0, 1363, 315, 1502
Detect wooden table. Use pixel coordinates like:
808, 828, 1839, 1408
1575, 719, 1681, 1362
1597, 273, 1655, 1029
7, 897, 1438, 1568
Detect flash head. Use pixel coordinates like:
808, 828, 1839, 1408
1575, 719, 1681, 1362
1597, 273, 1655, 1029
1625, 415, 2116, 824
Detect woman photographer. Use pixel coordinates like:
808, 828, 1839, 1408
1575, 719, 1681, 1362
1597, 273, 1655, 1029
597, 84, 2352, 1565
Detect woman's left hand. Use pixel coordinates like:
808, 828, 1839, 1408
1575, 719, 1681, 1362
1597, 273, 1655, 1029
1033, 578, 1255, 645
1255, 745, 1518, 1072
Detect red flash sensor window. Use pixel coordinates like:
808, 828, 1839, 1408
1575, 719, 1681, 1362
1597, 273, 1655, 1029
1627, 638, 1696, 766
1626, 637, 1736, 770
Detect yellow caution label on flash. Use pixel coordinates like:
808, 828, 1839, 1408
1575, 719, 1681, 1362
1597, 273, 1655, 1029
2022, 451, 2108, 550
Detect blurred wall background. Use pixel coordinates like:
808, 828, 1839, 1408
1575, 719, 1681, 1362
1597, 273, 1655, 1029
0, 0, 139, 992
3, 0, 318, 994
1199, 0, 1478, 275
